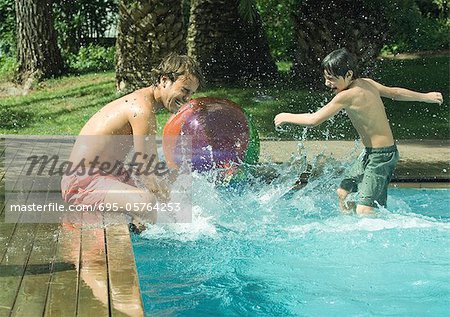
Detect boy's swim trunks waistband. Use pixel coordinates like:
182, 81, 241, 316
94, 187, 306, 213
364, 144, 397, 154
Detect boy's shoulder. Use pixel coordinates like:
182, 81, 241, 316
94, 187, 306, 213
350, 78, 377, 95
335, 80, 370, 104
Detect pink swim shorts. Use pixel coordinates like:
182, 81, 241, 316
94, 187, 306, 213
61, 167, 136, 206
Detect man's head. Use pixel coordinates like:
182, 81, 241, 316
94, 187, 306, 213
321, 48, 358, 93
152, 53, 204, 112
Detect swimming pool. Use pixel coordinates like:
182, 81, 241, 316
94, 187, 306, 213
132, 170, 450, 316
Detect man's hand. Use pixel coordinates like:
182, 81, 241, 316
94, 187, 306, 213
142, 174, 171, 202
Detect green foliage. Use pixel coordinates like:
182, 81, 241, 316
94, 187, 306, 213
1, 56, 446, 140
0, 72, 118, 134
0, 108, 34, 129
256, 0, 448, 60
256, 0, 297, 61
53, 0, 118, 53
238, 0, 259, 24
381, 0, 450, 54
0, 0, 15, 57
417, 0, 449, 19
0, 55, 16, 81
65, 45, 115, 73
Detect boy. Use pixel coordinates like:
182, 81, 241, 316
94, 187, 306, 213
274, 48, 443, 215
61, 53, 203, 229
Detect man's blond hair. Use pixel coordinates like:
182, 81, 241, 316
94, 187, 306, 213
151, 53, 204, 87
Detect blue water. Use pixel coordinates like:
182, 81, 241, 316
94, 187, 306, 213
132, 161, 450, 316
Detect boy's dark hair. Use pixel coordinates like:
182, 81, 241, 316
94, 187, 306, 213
151, 53, 205, 87
321, 48, 359, 79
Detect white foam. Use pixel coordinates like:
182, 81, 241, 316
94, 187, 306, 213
141, 206, 218, 242
285, 213, 450, 235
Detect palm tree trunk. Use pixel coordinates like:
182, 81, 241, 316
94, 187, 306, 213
292, 0, 387, 86
187, 0, 278, 84
115, 0, 185, 92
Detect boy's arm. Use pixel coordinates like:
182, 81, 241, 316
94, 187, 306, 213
274, 94, 347, 127
365, 78, 443, 104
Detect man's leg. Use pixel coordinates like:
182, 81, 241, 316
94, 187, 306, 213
103, 181, 157, 229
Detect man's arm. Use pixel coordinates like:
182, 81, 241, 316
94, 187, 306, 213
128, 105, 158, 163
365, 78, 443, 104
128, 103, 172, 201
274, 93, 347, 127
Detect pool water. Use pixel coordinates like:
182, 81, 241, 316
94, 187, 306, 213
132, 161, 450, 316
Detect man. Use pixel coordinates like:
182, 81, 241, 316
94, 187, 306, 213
62, 53, 203, 229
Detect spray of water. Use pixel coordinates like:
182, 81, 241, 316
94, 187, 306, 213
141, 132, 447, 242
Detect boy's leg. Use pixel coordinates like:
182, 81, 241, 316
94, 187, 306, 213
337, 188, 375, 215
357, 150, 399, 215
336, 187, 355, 213
356, 204, 374, 215
337, 151, 366, 213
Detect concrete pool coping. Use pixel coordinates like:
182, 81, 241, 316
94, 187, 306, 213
259, 139, 450, 183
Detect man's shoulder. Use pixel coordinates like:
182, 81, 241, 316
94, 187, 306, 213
126, 89, 154, 112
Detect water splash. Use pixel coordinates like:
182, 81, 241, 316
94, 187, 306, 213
140, 140, 447, 242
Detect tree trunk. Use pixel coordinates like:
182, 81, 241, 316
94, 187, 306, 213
15, 0, 64, 87
115, 0, 185, 92
292, 0, 387, 86
187, 0, 278, 84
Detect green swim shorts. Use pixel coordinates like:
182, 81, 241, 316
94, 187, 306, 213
339, 144, 399, 208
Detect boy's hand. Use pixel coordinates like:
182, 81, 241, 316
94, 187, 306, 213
274, 113, 290, 127
426, 92, 443, 105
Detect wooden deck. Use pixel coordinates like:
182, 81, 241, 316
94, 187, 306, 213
0, 137, 144, 317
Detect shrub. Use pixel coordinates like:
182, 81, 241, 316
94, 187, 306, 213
66, 44, 115, 73
0, 0, 15, 57
381, 0, 450, 54
0, 55, 16, 81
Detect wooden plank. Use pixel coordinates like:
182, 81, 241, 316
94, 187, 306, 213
1, 139, 39, 220
0, 137, 145, 317
37, 137, 79, 317
0, 141, 25, 219
106, 224, 144, 317
10, 224, 59, 316
44, 224, 81, 317
0, 222, 16, 262
11, 157, 62, 316
0, 223, 38, 316
0, 140, 41, 316
77, 225, 110, 316
0, 137, 72, 316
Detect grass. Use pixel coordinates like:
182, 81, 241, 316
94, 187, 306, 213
0, 56, 448, 140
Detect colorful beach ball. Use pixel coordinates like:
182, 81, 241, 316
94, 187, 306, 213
162, 97, 259, 172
